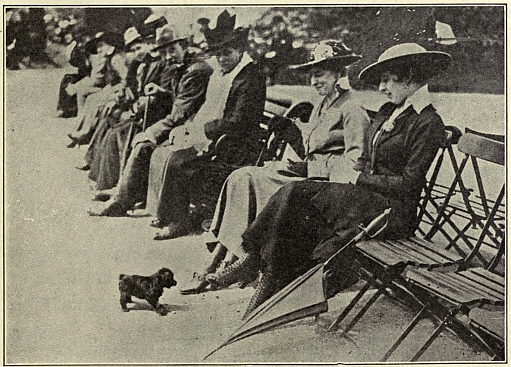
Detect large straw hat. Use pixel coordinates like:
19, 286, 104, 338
289, 40, 361, 72
359, 43, 451, 85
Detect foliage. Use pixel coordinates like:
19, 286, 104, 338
250, 6, 504, 93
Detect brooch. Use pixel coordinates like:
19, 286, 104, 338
381, 119, 396, 133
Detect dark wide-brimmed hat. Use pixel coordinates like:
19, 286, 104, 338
359, 43, 451, 85
85, 31, 124, 54
152, 27, 187, 52
197, 17, 210, 26
289, 40, 362, 72
205, 10, 249, 52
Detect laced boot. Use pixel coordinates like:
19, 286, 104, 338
242, 271, 276, 320
206, 253, 260, 289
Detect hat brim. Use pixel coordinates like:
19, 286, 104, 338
205, 28, 249, 52
86, 33, 124, 54
152, 37, 188, 52
288, 55, 362, 72
359, 51, 451, 85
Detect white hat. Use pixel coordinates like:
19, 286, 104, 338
359, 43, 451, 85
124, 27, 142, 48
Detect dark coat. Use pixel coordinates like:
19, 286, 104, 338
312, 102, 446, 235
145, 61, 267, 227
242, 100, 446, 278
144, 60, 213, 144
203, 62, 267, 142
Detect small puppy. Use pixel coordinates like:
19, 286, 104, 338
119, 268, 177, 315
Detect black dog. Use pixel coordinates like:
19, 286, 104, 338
119, 268, 177, 315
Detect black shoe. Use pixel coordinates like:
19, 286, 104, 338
206, 254, 259, 289
76, 164, 90, 171
242, 272, 276, 320
88, 199, 128, 217
153, 222, 191, 240
180, 272, 209, 295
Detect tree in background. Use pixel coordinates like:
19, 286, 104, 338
250, 6, 504, 93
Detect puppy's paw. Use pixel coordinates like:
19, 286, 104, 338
121, 308, 130, 312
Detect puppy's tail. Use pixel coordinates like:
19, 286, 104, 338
119, 274, 127, 280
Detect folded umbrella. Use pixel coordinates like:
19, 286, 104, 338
204, 208, 392, 360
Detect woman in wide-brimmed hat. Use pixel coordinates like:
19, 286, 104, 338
180, 40, 371, 295
207, 42, 451, 318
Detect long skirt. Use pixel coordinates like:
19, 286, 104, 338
71, 90, 108, 143
88, 120, 138, 191
57, 73, 82, 117
208, 165, 304, 256
241, 180, 414, 288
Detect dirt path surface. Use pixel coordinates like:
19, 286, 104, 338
4, 68, 502, 364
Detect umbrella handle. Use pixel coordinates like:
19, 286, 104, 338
360, 207, 392, 239
324, 208, 391, 267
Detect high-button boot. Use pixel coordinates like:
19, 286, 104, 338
242, 271, 276, 320
206, 253, 260, 289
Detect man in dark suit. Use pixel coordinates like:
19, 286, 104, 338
88, 27, 213, 209
91, 10, 267, 243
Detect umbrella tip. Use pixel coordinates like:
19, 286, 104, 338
202, 345, 222, 361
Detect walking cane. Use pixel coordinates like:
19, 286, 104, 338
119, 96, 151, 177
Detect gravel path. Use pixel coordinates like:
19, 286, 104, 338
4, 68, 501, 364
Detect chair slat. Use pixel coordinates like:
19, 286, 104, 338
466, 268, 505, 292
406, 269, 504, 307
407, 237, 464, 263
457, 132, 505, 166
356, 239, 409, 268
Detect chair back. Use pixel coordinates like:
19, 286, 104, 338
425, 128, 505, 271
416, 126, 462, 235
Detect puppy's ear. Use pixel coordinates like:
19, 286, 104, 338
119, 274, 126, 280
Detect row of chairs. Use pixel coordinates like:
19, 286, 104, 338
327, 127, 505, 361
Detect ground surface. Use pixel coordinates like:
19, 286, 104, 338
4, 68, 504, 364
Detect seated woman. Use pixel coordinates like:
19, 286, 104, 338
203, 43, 451, 318
180, 40, 370, 294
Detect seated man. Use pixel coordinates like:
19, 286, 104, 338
91, 11, 267, 244
86, 23, 176, 192
66, 31, 127, 147
87, 27, 213, 211
67, 15, 167, 147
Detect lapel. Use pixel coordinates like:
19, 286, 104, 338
368, 105, 416, 169
225, 63, 249, 110
376, 105, 416, 147
143, 61, 160, 87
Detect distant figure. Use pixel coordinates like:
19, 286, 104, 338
195, 17, 212, 51
56, 36, 93, 118
264, 15, 294, 85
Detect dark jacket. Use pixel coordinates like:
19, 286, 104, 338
313, 101, 446, 233
145, 59, 213, 144
203, 62, 266, 142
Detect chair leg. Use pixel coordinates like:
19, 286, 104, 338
339, 285, 386, 338
327, 275, 376, 332
381, 302, 430, 361
410, 309, 459, 361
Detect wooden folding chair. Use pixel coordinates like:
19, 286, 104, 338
384, 242, 505, 361
415, 126, 462, 236
425, 128, 505, 268
327, 126, 464, 335
379, 129, 505, 361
